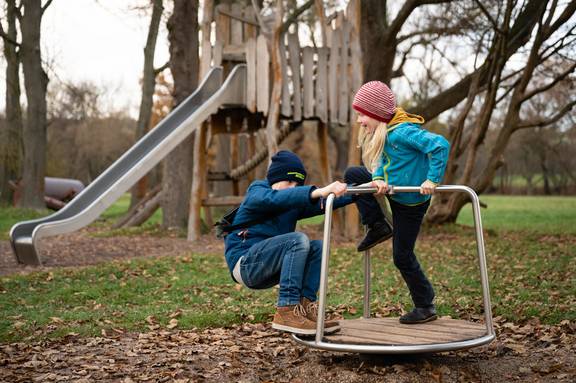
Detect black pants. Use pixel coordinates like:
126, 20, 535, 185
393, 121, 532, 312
344, 166, 435, 308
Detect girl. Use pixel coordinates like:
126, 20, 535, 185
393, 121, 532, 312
344, 81, 450, 324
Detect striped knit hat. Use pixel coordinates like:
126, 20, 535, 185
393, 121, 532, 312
352, 81, 396, 123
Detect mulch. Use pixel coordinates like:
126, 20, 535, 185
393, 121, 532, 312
1, 228, 575, 382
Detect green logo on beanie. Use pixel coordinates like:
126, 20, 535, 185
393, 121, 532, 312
287, 171, 305, 180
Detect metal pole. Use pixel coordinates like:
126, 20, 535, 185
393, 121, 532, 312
363, 247, 371, 319
315, 193, 336, 343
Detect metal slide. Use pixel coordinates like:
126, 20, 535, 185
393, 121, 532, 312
10, 65, 247, 266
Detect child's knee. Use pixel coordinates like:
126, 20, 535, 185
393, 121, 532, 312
344, 166, 365, 184
289, 232, 310, 250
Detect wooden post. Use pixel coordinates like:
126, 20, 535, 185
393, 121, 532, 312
245, 37, 257, 112
302, 46, 314, 119
338, 20, 351, 125
328, 28, 340, 123
316, 47, 328, 122
280, 36, 292, 117
287, 33, 302, 122
199, 0, 214, 78
256, 34, 270, 114
188, 123, 208, 240
345, 4, 363, 240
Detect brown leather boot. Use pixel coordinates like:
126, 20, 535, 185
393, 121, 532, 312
272, 304, 317, 335
301, 297, 340, 334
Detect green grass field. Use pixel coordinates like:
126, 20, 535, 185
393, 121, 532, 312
1, 195, 575, 342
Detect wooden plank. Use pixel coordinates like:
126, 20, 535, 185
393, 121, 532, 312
315, 47, 328, 122
338, 20, 351, 125
341, 319, 486, 339
328, 28, 340, 123
287, 33, 302, 122
230, 3, 244, 45
203, 196, 244, 206
243, 7, 257, 39
256, 35, 270, 114
302, 46, 314, 119
280, 38, 292, 117
245, 37, 257, 113
215, 4, 230, 46
324, 318, 487, 346
213, 40, 223, 67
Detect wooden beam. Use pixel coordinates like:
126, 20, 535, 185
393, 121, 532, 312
288, 33, 302, 121
188, 123, 208, 241
302, 46, 314, 119
256, 35, 270, 114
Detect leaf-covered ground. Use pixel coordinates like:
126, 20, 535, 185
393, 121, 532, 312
1, 225, 575, 382
1, 320, 574, 382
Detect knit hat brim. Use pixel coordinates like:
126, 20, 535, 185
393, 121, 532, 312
352, 104, 395, 123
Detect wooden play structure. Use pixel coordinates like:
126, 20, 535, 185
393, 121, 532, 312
188, 0, 364, 240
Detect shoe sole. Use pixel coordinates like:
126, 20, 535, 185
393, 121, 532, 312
357, 233, 393, 252
272, 323, 340, 335
399, 314, 438, 324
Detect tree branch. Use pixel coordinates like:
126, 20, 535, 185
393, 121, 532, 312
516, 99, 576, 129
546, 0, 576, 39
154, 61, 170, 75
473, 0, 505, 34
0, 18, 19, 47
521, 62, 576, 102
41, 0, 54, 15
281, 0, 314, 35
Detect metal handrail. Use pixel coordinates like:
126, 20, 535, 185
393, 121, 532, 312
294, 185, 494, 354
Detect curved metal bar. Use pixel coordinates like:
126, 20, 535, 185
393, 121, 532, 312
293, 333, 496, 354
300, 184, 494, 353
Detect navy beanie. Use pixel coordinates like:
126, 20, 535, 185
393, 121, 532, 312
266, 150, 307, 186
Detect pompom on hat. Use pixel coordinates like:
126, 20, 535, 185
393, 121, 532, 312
266, 150, 307, 186
352, 81, 396, 123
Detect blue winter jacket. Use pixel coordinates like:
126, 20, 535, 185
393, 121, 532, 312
372, 123, 450, 205
224, 180, 354, 275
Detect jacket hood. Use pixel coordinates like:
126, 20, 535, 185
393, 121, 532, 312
388, 107, 425, 130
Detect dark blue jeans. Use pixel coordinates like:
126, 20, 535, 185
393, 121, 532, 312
239, 232, 322, 307
344, 166, 435, 308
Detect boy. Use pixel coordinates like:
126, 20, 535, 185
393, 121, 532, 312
224, 150, 353, 335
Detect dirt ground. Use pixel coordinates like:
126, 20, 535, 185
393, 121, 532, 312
1, 229, 575, 382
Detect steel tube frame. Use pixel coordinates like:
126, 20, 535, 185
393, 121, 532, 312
294, 185, 495, 354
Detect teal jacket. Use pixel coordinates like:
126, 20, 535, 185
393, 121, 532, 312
372, 122, 450, 205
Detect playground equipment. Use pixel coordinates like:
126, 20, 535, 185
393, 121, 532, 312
293, 185, 495, 354
10, 65, 246, 265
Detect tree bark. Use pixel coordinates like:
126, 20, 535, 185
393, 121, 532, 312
0, 0, 23, 205
162, 0, 199, 228
19, 0, 51, 209
130, 0, 164, 209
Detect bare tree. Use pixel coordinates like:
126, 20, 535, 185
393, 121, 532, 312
0, 0, 23, 205
130, 0, 167, 209
427, 0, 576, 222
17, 0, 54, 208
162, 0, 199, 228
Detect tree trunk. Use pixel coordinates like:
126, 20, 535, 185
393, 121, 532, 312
359, 0, 393, 83
0, 0, 23, 205
130, 0, 164, 209
19, 0, 50, 209
162, 0, 199, 228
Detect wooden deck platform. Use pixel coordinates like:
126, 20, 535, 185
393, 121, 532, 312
324, 317, 488, 346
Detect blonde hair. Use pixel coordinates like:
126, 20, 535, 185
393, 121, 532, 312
358, 122, 388, 172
